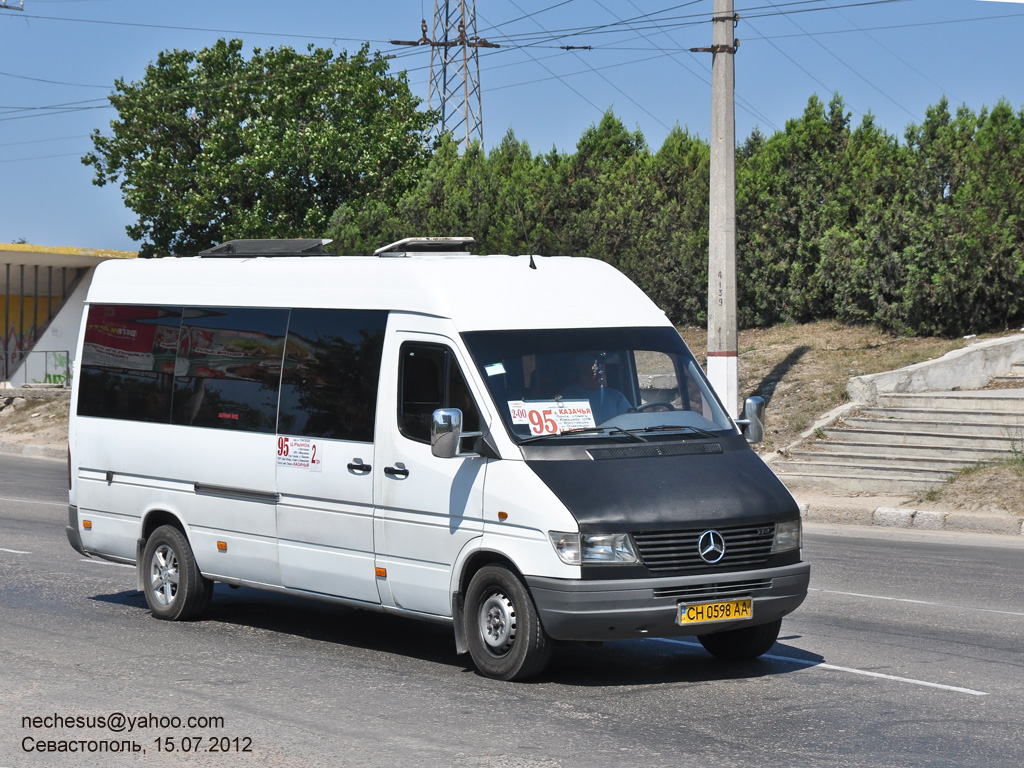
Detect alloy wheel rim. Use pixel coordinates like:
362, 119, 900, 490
150, 544, 180, 607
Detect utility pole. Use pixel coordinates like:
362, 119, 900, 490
0, 1, 26, 11
391, 1, 498, 152
702, 0, 739, 417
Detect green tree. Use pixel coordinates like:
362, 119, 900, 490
84, 39, 434, 256
736, 94, 852, 326
639, 126, 710, 324
816, 114, 915, 329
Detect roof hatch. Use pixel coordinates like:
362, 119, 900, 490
373, 237, 475, 257
198, 239, 333, 258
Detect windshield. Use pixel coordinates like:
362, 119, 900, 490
462, 327, 734, 443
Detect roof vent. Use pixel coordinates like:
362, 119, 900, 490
198, 239, 333, 258
374, 236, 475, 257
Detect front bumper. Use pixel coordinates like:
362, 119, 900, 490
526, 562, 810, 641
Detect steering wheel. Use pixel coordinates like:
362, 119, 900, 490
635, 402, 676, 413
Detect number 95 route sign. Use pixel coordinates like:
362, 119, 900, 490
507, 400, 595, 435
276, 436, 323, 472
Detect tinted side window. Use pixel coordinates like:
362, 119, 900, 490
277, 309, 387, 442
77, 304, 183, 423
399, 343, 480, 443
170, 307, 288, 433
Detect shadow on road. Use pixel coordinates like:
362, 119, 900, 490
91, 585, 821, 686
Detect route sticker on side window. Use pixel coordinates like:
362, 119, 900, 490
508, 400, 596, 435
276, 436, 323, 472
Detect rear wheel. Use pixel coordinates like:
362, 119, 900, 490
464, 565, 552, 681
141, 524, 212, 621
698, 618, 782, 660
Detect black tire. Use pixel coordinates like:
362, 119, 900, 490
464, 565, 552, 681
141, 524, 212, 621
698, 618, 782, 660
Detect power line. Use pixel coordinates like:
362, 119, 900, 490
480, 0, 910, 45
0, 105, 109, 123
821, 0, 949, 97
743, 9, 1024, 41
0, 96, 107, 114
505, 0, 672, 130
615, 0, 779, 131
476, 8, 605, 115
10, 12, 392, 44
0, 133, 84, 147
0, 69, 108, 89
481, 0, 584, 32
742, 16, 860, 118
0, 150, 89, 163
762, 0, 916, 120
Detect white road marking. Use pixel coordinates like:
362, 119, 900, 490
0, 495, 64, 508
0, 547, 30, 554
810, 588, 1024, 618
652, 638, 989, 696
80, 558, 135, 569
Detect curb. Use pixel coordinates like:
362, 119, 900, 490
800, 502, 1024, 537
0, 442, 65, 461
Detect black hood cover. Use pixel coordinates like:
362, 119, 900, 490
524, 436, 798, 533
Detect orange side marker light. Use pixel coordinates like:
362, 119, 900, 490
82, 520, 92, 530
375, 567, 387, 578
217, 541, 228, 552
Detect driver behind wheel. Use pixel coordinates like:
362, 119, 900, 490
557, 353, 631, 425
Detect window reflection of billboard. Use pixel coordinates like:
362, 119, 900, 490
171, 308, 288, 433
78, 305, 183, 422
77, 304, 390, 440
277, 309, 387, 443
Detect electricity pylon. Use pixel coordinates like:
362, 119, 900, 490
392, 1, 498, 152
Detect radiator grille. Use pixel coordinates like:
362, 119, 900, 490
633, 524, 776, 572
653, 578, 772, 601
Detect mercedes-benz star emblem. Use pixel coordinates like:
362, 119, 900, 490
697, 529, 726, 564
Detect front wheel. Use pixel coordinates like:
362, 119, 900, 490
464, 566, 552, 681
698, 618, 782, 660
141, 524, 212, 621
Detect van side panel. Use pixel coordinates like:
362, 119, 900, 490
277, 438, 379, 604
74, 419, 280, 584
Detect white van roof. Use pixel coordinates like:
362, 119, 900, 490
85, 253, 670, 332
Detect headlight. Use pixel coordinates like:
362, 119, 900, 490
772, 519, 802, 553
549, 532, 639, 565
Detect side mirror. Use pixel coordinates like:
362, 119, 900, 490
431, 408, 463, 458
736, 395, 765, 444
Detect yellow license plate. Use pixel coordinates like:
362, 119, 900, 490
677, 598, 753, 626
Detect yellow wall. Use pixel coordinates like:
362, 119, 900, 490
0, 296, 61, 340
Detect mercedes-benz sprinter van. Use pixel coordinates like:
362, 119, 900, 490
66, 237, 808, 680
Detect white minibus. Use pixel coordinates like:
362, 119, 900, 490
66, 238, 808, 680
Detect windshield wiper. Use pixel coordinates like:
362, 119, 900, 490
520, 425, 646, 444
631, 424, 720, 440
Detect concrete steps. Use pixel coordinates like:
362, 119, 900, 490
820, 427, 1023, 450
990, 362, 1024, 386
774, 382, 1024, 495
839, 417, 1024, 437
858, 406, 1024, 425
